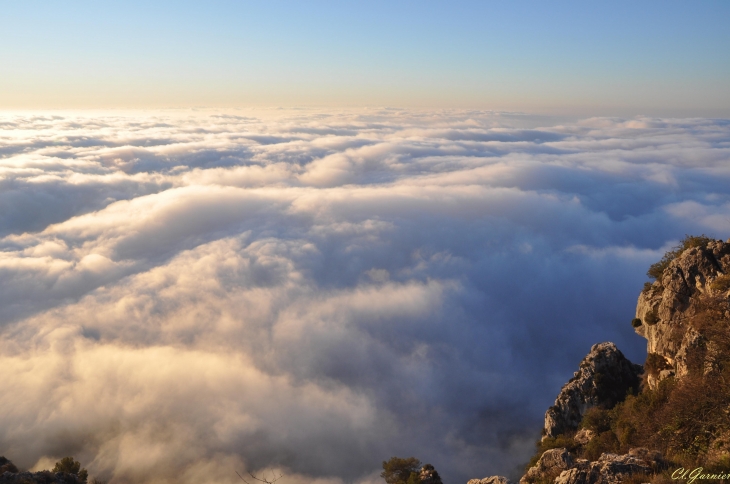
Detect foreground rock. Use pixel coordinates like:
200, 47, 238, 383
419, 464, 443, 484
542, 342, 641, 439
520, 448, 574, 484
554, 449, 661, 484
520, 447, 661, 484
467, 477, 512, 484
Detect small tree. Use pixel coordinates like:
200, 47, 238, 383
381, 457, 422, 484
52, 457, 88, 483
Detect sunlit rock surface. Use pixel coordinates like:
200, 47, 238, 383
635, 238, 730, 386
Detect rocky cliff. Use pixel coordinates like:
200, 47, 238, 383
468, 236, 730, 484
634, 237, 730, 387
542, 343, 642, 440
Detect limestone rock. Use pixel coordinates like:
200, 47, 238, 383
419, 464, 443, 484
519, 448, 662, 484
467, 477, 512, 484
520, 448, 574, 484
574, 428, 595, 445
553, 451, 656, 484
543, 343, 641, 439
635, 238, 730, 387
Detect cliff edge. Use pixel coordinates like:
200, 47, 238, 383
469, 236, 730, 484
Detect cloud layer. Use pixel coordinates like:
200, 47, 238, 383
0, 109, 729, 483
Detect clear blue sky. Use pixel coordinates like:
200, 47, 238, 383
2, 0, 729, 115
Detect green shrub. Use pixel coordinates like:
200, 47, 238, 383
381, 457, 421, 484
581, 407, 612, 433
52, 457, 88, 483
647, 261, 670, 281
632, 318, 643, 328
524, 434, 579, 470
583, 430, 620, 461
645, 309, 659, 326
643, 282, 654, 293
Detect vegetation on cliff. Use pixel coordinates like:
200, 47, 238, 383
521, 235, 730, 484
0, 456, 100, 484
380, 458, 443, 484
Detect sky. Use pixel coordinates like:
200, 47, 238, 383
0, 109, 729, 484
1, 1, 730, 115
1, 2, 730, 484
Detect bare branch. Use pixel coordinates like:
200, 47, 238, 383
236, 470, 284, 484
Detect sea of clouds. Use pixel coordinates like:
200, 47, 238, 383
0, 109, 728, 484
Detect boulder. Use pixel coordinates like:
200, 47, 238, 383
419, 464, 443, 484
467, 477, 512, 484
520, 448, 574, 484
573, 429, 595, 445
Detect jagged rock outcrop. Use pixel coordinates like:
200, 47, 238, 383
419, 464, 443, 484
520, 448, 574, 484
466, 477, 512, 484
553, 448, 661, 484
520, 448, 661, 484
491, 238, 729, 484
552, 454, 647, 484
635, 238, 730, 387
573, 429, 594, 445
542, 343, 641, 439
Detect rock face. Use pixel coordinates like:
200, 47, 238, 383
466, 477, 512, 484
542, 343, 642, 439
520, 448, 574, 484
635, 238, 730, 386
419, 464, 443, 484
477, 239, 729, 484
573, 429, 594, 446
552, 452, 654, 484
520, 448, 661, 484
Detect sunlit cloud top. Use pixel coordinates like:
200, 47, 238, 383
0, 109, 729, 483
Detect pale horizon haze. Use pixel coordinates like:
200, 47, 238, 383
2, 1, 729, 115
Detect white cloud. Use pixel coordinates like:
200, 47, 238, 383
0, 109, 728, 483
